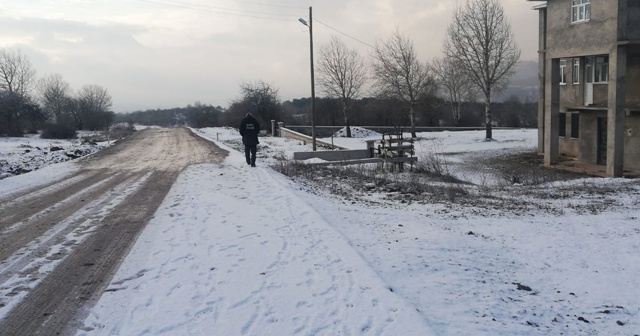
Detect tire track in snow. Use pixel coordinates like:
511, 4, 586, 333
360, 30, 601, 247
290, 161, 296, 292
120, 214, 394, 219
1, 128, 228, 336
0, 171, 109, 232
78, 159, 434, 336
0, 172, 152, 320
0, 172, 122, 242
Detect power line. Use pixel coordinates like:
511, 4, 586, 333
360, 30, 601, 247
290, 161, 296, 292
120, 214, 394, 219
137, 0, 376, 48
160, 0, 299, 16
137, 0, 300, 21
314, 18, 375, 49
226, 0, 306, 10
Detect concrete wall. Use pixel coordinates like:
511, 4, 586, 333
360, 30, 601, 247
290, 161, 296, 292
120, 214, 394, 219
537, 1, 640, 174
558, 117, 580, 158
593, 84, 610, 106
559, 137, 580, 157
628, 1, 640, 39
293, 150, 371, 161
628, 49, 640, 106
546, 0, 617, 58
624, 113, 640, 170
538, 8, 547, 154
559, 112, 580, 157
554, 47, 640, 112
279, 127, 312, 144
280, 126, 375, 162
571, 109, 640, 170
578, 110, 607, 164
278, 127, 346, 150
559, 57, 584, 107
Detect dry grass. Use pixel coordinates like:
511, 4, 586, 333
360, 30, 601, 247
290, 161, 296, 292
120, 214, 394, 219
270, 149, 640, 216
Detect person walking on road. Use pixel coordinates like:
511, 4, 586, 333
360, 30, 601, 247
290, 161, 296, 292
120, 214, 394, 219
239, 113, 260, 167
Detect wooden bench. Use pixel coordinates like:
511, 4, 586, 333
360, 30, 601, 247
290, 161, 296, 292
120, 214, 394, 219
377, 132, 416, 171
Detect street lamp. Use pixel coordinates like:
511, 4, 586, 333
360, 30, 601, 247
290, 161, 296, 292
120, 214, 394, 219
299, 6, 316, 151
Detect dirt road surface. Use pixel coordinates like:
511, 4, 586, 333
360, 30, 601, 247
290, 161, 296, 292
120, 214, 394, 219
0, 128, 227, 336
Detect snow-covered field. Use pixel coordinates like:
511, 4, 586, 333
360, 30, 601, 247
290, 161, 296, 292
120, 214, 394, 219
0, 132, 107, 180
1, 127, 638, 335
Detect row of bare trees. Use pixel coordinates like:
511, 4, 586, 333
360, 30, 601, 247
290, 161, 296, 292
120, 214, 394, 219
117, 0, 523, 136
0, 49, 40, 136
314, 0, 520, 139
0, 48, 114, 137
116, 81, 280, 132
38, 74, 114, 131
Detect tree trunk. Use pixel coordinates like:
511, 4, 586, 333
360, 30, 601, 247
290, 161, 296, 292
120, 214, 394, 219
342, 102, 351, 138
409, 103, 417, 138
6, 111, 22, 137
452, 103, 461, 127
485, 92, 492, 139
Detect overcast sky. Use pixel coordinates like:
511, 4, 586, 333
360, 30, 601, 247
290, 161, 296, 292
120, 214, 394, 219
0, 0, 539, 112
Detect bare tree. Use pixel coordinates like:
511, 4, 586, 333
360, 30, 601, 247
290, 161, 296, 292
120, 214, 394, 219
0, 48, 36, 97
37, 74, 72, 124
0, 49, 38, 136
237, 80, 281, 130
74, 84, 113, 130
443, 0, 520, 139
431, 57, 476, 126
371, 30, 435, 138
317, 36, 367, 138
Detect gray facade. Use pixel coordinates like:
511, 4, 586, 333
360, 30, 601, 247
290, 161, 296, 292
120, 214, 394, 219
530, 0, 640, 176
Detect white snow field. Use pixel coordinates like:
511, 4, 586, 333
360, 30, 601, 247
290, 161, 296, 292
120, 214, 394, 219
76, 146, 434, 335
1, 127, 639, 335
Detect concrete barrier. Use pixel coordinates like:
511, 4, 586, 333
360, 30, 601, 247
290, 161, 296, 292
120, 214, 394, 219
278, 126, 346, 150
278, 124, 417, 165
277, 125, 377, 162
293, 149, 371, 161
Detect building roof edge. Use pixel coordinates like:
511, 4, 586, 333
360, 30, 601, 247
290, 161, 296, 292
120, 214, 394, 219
527, 0, 548, 10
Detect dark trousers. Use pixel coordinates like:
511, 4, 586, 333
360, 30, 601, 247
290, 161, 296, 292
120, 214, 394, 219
244, 143, 257, 165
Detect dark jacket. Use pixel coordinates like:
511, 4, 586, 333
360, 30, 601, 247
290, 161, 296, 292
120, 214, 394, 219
239, 115, 260, 146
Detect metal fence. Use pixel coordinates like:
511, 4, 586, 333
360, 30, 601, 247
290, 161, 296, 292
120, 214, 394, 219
283, 126, 529, 137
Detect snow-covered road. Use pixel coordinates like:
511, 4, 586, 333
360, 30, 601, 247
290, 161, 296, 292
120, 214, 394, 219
78, 148, 434, 335
3, 127, 639, 335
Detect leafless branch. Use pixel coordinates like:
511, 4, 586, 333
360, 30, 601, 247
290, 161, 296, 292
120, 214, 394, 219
0, 48, 36, 97
370, 29, 436, 137
443, 0, 520, 138
37, 74, 72, 123
431, 57, 477, 126
317, 36, 367, 137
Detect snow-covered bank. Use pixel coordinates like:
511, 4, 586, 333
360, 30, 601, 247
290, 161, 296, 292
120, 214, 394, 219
77, 147, 434, 335
0, 133, 107, 180
78, 127, 639, 335
1, 127, 639, 335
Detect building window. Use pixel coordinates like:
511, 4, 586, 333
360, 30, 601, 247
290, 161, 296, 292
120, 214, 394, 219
559, 113, 566, 137
572, 0, 591, 23
560, 59, 567, 84
573, 59, 580, 84
594, 56, 609, 83
570, 113, 580, 138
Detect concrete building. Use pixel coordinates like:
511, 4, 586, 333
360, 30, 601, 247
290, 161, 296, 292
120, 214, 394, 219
529, 0, 640, 176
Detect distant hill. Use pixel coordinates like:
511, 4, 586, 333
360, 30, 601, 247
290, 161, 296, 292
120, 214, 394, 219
494, 60, 538, 103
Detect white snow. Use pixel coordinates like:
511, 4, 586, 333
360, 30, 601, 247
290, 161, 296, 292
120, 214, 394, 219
76, 148, 433, 335
333, 126, 382, 138
1, 127, 638, 336
0, 172, 152, 317
0, 133, 107, 180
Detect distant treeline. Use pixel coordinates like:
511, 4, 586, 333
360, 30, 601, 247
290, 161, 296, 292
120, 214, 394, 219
116, 96, 537, 132
0, 48, 115, 138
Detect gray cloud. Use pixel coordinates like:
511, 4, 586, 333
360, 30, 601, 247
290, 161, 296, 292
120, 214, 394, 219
0, 0, 539, 112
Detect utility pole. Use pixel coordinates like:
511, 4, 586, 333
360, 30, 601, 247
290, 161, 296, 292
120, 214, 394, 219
299, 6, 316, 151
308, 6, 316, 151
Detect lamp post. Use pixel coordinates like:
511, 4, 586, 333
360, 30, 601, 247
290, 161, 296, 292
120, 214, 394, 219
298, 6, 316, 151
